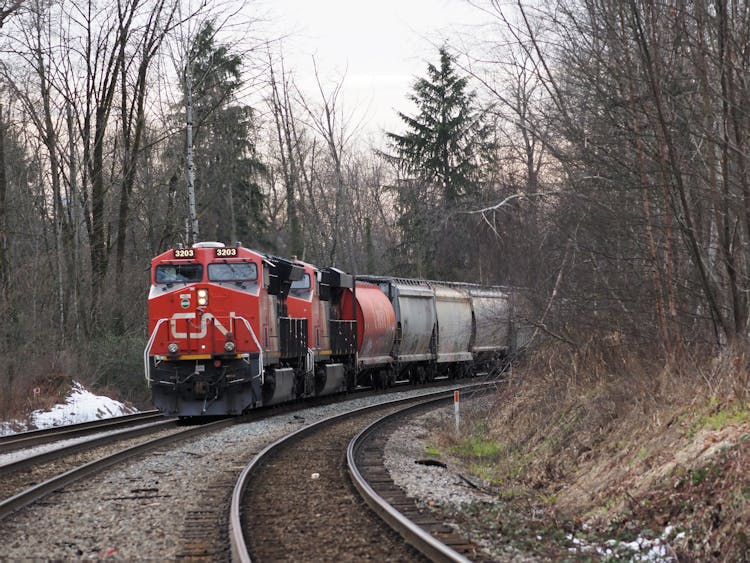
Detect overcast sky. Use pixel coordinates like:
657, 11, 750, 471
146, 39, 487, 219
255, 0, 490, 137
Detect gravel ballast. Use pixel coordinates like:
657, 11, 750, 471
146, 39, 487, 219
0, 386, 471, 560
384, 397, 537, 562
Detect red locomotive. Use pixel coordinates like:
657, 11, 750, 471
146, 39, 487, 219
145, 242, 525, 416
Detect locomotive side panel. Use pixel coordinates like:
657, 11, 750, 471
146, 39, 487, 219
287, 262, 331, 358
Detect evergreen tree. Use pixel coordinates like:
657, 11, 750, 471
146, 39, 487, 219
385, 47, 493, 278
387, 47, 493, 202
186, 22, 266, 245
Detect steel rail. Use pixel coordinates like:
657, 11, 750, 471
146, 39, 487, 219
228, 383, 493, 563
348, 396, 477, 562
0, 418, 233, 521
0, 418, 179, 477
0, 411, 164, 453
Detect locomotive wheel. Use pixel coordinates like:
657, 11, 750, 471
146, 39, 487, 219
345, 366, 356, 392
374, 370, 388, 389
262, 373, 276, 405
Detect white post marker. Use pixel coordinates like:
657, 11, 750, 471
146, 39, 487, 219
454, 390, 460, 433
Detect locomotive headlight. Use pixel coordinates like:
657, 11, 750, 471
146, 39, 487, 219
167, 342, 179, 354
197, 288, 208, 306
224, 340, 236, 353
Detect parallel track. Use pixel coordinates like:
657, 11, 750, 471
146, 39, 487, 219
0, 418, 178, 478
0, 410, 164, 453
0, 419, 233, 521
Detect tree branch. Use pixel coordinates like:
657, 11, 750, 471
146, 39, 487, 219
459, 190, 564, 214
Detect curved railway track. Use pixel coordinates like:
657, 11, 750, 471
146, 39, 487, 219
230, 383, 495, 562
349, 391, 493, 562
0, 380, 497, 560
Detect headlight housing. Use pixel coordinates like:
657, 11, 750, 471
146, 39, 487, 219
197, 288, 208, 306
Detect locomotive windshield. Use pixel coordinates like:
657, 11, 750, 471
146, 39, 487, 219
208, 262, 258, 282
290, 273, 311, 298
155, 263, 203, 283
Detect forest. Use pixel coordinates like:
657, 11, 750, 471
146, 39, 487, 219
1, 0, 750, 411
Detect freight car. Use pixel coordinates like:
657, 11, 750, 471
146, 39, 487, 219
145, 242, 526, 417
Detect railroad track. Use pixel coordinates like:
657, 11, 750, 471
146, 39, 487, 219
0, 384, 437, 527
0, 418, 233, 520
0, 410, 164, 453
230, 383, 495, 562
0, 381, 495, 559
349, 390, 494, 562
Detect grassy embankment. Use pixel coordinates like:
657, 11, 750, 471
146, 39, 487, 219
429, 342, 749, 560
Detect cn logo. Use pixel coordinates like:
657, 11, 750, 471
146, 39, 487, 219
170, 312, 235, 339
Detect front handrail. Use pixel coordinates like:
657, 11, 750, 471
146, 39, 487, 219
143, 318, 168, 385
232, 315, 264, 385
143, 315, 264, 386
306, 347, 314, 374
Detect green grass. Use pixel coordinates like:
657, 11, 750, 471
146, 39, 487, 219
471, 463, 496, 482
687, 400, 749, 438
424, 445, 441, 457
701, 404, 749, 430
454, 435, 503, 459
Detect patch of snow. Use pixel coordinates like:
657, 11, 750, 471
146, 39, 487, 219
567, 526, 682, 562
1, 381, 137, 436
0, 420, 28, 436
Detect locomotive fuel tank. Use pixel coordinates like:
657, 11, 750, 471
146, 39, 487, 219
431, 284, 473, 363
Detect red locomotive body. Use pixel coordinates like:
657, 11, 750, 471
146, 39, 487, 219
145, 243, 359, 416
146, 242, 271, 415
286, 260, 330, 360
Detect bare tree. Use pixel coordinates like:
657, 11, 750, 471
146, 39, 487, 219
296, 60, 361, 266
114, 0, 178, 278
471, 0, 750, 352
0, 0, 23, 29
267, 48, 304, 257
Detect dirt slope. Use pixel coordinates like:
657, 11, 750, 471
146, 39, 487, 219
432, 345, 749, 560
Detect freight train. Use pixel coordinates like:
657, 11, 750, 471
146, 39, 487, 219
144, 242, 527, 417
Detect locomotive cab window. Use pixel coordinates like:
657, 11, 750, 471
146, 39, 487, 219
290, 273, 312, 299
155, 263, 203, 284
208, 262, 258, 282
